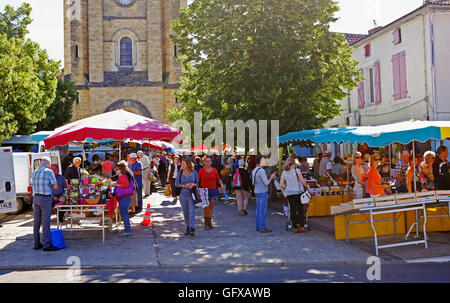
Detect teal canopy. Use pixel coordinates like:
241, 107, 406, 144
279, 120, 450, 147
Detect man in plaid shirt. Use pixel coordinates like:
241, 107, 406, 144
32, 157, 59, 251
395, 151, 410, 193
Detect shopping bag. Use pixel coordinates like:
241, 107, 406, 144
50, 228, 66, 249
197, 188, 210, 208
165, 184, 172, 196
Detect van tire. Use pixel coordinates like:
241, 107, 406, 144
7, 198, 24, 215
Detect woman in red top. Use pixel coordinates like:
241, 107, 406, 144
198, 156, 224, 230
366, 155, 389, 197
110, 163, 133, 236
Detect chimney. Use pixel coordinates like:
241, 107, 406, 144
368, 26, 384, 35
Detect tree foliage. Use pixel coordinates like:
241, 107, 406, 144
0, 2, 32, 39
35, 79, 77, 131
0, 3, 60, 140
170, 0, 362, 135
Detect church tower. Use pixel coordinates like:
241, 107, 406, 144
63, 0, 186, 122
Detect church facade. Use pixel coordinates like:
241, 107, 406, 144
64, 0, 186, 122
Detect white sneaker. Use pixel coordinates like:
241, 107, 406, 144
118, 232, 132, 237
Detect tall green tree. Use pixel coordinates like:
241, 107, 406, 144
35, 79, 77, 131
0, 3, 60, 141
170, 0, 361, 136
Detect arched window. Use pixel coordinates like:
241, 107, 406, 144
120, 37, 132, 66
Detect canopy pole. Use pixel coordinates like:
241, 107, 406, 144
346, 149, 350, 202
389, 144, 392, 184
119, 141, 122, 163
413, 141, 417, 193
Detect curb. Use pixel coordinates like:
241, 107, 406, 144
0, 259, 408, 271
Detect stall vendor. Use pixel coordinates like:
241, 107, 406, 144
394, 151, 410, 193
433, 146, 450, 190
319, 150, 332, 176
50, 164, 67, 222
64, 157, 82, 183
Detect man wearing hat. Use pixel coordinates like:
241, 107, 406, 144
137, 151, 151, 197
319, 150, 333, 176
129, 153, 143, 213
32, 157, 59, 251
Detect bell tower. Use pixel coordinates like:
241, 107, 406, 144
64, 0, 187, 122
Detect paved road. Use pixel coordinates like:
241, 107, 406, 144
1, 263, 450, 283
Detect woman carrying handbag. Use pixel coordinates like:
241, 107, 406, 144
175, 158, 199, 237
167, 156, 181, 203
280, 157, 309, 233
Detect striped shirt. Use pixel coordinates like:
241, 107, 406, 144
32, 166, 57, 196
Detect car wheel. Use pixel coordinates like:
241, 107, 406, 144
7, 198, 24, 215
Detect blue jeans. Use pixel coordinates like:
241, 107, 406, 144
118, 196, 132, 233
33, 195, 53, 248
136, 186, 143, 211
180, 190, 196, 229
255, 192, 269, 231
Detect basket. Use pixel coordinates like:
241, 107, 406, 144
85, 198, 99, 205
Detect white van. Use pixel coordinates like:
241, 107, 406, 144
0, 147, 18, 214
0, 147, 61, 214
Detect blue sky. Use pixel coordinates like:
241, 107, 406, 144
1, 0, 424, 65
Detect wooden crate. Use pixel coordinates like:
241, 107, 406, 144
415, 191, 437, 202
351, 198, 375, 209
395, 193, 416, 205
330, 206, 342, 216
435, 190, 450, 201
374, 195, 396, 207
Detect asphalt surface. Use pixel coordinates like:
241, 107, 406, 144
1, 263, 450, 283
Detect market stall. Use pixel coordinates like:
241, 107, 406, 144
44, 109, 182, 241
279, 120, 450, 254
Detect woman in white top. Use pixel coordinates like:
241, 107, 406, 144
280, 157, 309, 233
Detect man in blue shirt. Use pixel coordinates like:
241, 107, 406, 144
129, 153, 143, 213
32, 157, 59, 251
51, 164, 67, 222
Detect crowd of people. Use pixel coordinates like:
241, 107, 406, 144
322, 145, 450, 199
32, 143, 450, 250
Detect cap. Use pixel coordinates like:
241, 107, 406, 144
129, 153, 137, 158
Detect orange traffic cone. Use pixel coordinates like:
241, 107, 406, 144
140, 204, 153, 226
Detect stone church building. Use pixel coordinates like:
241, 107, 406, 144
64, 0, 186, 122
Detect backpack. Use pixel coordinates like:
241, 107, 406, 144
232, 168, 242, 188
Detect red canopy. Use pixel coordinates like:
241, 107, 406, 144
44, 109, 182, 149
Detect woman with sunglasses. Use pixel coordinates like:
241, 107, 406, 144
366, 155, 390, 198
351, 152, 368, 199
